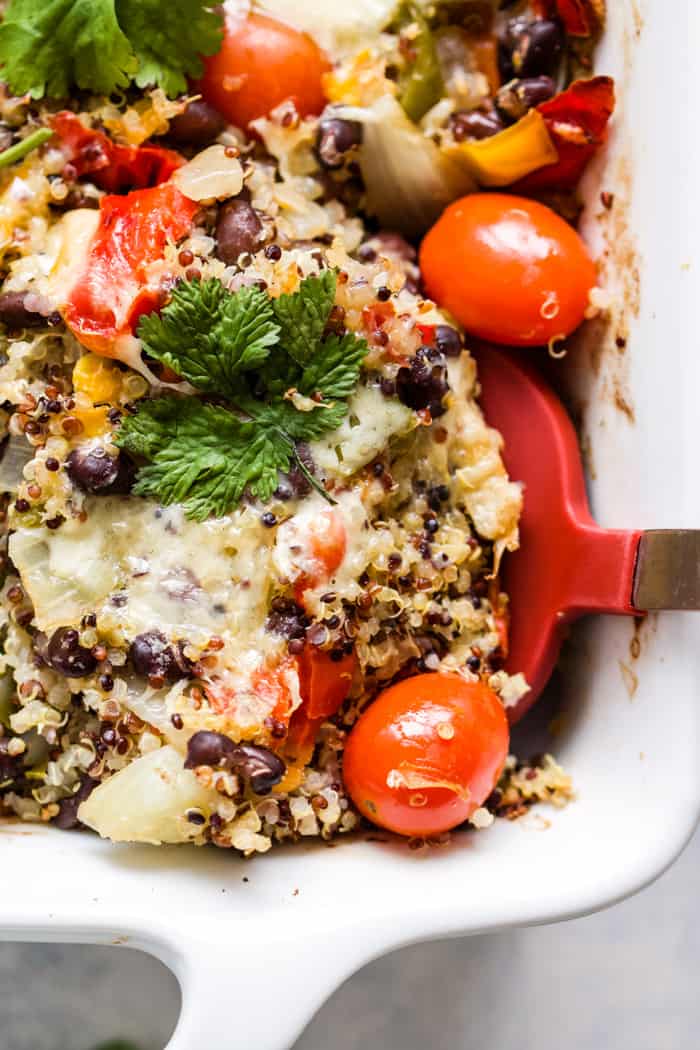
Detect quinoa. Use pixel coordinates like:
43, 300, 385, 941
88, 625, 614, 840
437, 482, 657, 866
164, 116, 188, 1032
0, 81, 568, 856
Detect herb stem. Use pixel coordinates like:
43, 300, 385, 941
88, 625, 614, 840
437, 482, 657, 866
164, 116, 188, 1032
0, 127, 54, 169
273, 427, 336, 506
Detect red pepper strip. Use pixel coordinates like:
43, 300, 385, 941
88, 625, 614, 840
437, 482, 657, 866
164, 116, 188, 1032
50, 112, 184, 193
513, 76, 615, 192
282, 649, 355, 769
299, 648, 356, 721
532, 0, 597, 36
63, 183, 198, 357
417, 323, 436, 346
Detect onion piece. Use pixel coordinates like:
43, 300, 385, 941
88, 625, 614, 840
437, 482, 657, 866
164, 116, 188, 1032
336, 96, 476, 237
78, 745, 219, 844
258, 0, 399, 53
0, 436, 34, 494
172, 145, 245, 202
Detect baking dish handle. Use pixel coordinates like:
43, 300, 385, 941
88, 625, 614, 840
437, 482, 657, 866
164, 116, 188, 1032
162, 920, 378, 1050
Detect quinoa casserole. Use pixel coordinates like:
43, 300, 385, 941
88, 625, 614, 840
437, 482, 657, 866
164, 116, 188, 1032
0, 0, 611, 854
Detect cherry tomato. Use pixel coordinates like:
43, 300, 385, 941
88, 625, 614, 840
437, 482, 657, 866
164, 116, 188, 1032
197, 11, 329, 130
343, 674, 509, 837
420, 193, 596, 347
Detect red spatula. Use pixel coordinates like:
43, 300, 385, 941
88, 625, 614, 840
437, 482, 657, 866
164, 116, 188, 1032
475, 345, 700, 724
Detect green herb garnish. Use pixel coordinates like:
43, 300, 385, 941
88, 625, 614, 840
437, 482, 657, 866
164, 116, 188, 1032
0, 0, 223, 100
116, 272, 368, 521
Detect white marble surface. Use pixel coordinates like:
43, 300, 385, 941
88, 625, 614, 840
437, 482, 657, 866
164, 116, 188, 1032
0, 824, 698, 1050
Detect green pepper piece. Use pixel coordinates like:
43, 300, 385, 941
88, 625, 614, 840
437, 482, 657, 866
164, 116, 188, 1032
396, 4, 444, 123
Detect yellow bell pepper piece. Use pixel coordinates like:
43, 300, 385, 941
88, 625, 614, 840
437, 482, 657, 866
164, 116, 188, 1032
448, 109, 559, 188
73, 405, 111, 439
73, 353, 123, 405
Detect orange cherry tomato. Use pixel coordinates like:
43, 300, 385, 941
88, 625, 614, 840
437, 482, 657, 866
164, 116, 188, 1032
197, 11, 329, 130
420, 193, 597, 347
343, 674, 509, 837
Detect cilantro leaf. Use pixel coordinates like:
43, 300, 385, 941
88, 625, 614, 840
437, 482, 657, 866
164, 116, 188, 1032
116, 0, 223, 97
0, 0, 223, 100
138, 280, 279, 398
121, 272, 370, 520
0, 0, 137, 99
254, 399, 349, 442
272, 270, 337, 366
300, 332, 369, 401
116, 399, 292, 522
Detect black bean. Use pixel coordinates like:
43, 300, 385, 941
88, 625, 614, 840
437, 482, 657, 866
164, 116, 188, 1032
185, 733, 285, 793
215, 197, 263, 264
274, 442, 316, 500
510, 19, 564, 78
167, 99, 226, 148
0, 291, 47, 329
434, 324, 462, 358
65, 446, 135, 495
265, 597, 309, 640
225, 744, 286, 795
396, 347, 450, 418
45, 627, 97, 678
130, 631, 191, 681
449, 108, 504, 143
54, 776, 100, 830
185, 730, 235, 769
496, 76, 556, 121
369, 232, 416, 262
316, 118, 363, 169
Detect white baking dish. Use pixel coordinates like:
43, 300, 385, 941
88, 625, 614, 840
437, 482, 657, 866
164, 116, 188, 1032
1, 2, 698, 1047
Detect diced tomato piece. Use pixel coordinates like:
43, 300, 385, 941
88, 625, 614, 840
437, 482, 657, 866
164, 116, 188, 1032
293, 510, 347, 602
417, 323, 436, 346
63, 183, 198, 357
514, 77, 615, 192
51, 112, 184, 193
300, 647, 356, 721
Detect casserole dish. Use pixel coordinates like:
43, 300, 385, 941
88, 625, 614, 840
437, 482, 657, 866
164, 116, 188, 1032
1, 2, 699, 1048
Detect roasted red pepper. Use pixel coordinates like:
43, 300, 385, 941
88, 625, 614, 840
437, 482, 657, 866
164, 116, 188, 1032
63, 183, 198, 357
513, 76, 615, 192
51, 112, 184, 194
533, 0, 602, 36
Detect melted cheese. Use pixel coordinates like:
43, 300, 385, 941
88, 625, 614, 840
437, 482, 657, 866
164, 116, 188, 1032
10, 497, 276, 656
311, 384, 414, 478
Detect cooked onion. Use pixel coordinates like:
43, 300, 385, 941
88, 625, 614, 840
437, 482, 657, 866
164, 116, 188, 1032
172, 145, 245, 202
336, 97, 475, 237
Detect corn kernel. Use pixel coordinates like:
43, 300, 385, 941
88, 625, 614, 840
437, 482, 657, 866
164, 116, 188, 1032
73, 354, 122, 404
72, 406, 110, 438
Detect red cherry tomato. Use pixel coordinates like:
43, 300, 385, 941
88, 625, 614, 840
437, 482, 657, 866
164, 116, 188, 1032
197, 11, 329, 130
420, 193, 596, 347
343, 674, 509, 837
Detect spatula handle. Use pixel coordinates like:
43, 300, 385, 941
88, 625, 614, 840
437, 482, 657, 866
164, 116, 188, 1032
564, 527, 700, 616
561, 523, 642, 619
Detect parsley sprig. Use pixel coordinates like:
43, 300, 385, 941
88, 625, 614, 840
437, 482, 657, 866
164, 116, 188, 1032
0, 0, 223, 100
116, 272, 369, 521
